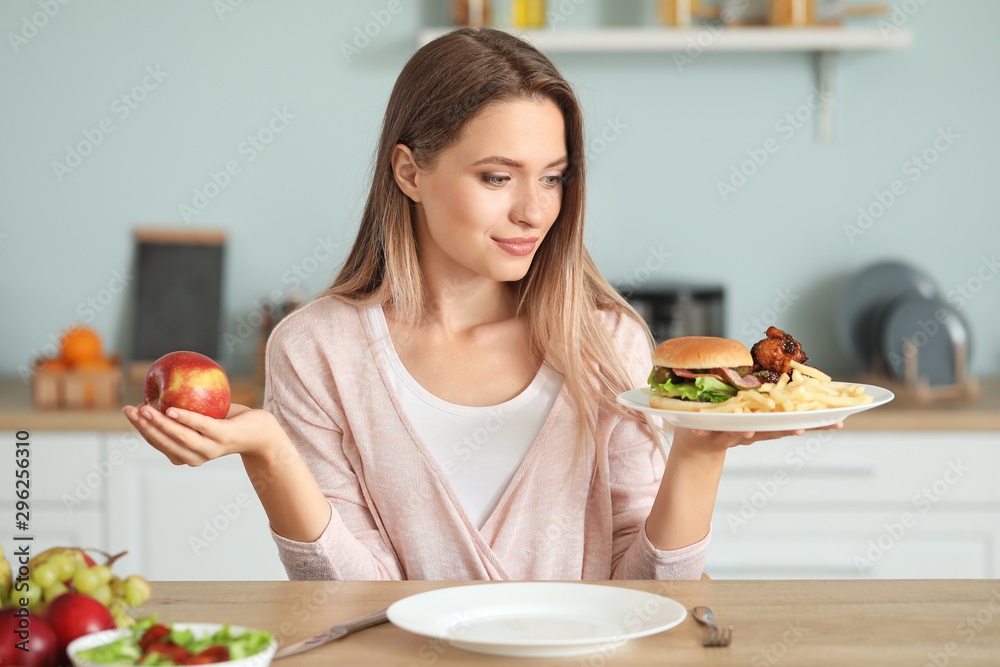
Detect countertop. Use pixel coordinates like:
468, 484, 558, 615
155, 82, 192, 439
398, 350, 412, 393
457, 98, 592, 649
1, 375, 998, 432
133, 579, 1000, 666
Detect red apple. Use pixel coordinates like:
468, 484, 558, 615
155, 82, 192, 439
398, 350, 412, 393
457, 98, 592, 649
144, 351, 231, 419
44, 593, 116, 663
0, 607, 59, 667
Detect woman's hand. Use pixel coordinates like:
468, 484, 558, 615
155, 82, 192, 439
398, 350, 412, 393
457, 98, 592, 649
122, 403, 283, 467
671, 422, 845, 457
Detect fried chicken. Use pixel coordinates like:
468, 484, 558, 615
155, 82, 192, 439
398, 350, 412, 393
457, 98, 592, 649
751, 326, 809, 376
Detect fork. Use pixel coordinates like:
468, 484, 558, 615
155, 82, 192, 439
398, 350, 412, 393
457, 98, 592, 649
692, 605, 733, 647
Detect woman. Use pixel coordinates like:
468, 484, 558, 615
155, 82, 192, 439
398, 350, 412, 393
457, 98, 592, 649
124, 27, 835, 580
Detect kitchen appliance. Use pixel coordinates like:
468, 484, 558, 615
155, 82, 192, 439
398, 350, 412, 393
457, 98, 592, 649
618, 284, 725, 344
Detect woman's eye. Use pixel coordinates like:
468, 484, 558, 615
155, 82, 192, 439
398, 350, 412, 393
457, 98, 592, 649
543, 175, 564, 187
482, 174, 509, 186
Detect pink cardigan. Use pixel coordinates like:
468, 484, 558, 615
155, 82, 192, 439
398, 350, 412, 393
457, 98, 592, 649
264, 296, 710, 580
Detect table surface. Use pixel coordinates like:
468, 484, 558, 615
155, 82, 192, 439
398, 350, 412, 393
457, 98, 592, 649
133, 579, 1000, 666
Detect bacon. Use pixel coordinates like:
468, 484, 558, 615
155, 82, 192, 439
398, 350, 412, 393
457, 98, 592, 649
718, 367, 762, 389
671, 367, 761, 389
671, 368, 726, 383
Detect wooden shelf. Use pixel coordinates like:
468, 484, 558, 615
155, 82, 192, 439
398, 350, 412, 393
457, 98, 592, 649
418, 26, 913, 52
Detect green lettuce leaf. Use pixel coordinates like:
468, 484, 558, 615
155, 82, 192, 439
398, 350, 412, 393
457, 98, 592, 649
647, 369, 736, 403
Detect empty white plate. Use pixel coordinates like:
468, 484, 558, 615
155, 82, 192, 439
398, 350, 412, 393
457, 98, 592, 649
386, 582, 687, 658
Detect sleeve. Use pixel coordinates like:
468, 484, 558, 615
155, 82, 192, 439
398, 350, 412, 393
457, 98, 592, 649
263, 316, 404, 581
604, 313, 711, 580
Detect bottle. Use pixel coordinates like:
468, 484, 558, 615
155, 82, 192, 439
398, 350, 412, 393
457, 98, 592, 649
769, 0, 814, 26
512, 0, 546, 29
658, 0, 696, 28
453, 0, 491, 27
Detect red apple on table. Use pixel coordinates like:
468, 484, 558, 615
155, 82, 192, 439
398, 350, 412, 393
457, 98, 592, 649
44, 592, 115, 666
0, 606, 58, 667
144, 351, 231, 419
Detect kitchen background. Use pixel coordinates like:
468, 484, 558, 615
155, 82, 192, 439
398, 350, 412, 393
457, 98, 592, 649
1, 0, 998, 378
0, 1, 998, 583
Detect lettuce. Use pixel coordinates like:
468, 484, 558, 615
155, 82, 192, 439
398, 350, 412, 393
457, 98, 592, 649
647, 369, 736, 403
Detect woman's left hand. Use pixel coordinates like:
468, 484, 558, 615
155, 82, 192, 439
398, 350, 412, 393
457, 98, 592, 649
671, 422, 844, 456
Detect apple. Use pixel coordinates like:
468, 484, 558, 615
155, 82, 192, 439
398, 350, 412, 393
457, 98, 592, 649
144, 351, 231, 419
44, 593, 115, 664
0, 607, 58, 667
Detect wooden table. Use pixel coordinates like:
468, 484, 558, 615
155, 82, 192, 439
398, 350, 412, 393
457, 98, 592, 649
134, 580, 1000, 666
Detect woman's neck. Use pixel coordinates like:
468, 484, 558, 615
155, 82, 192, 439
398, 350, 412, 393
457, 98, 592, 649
418, 266, 518, 335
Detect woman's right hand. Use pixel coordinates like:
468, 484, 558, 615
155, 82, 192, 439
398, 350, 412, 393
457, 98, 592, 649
122, 403, 283, 467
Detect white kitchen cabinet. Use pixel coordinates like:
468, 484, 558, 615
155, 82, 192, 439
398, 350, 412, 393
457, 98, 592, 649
102, 432, 287, 581
0, 432, 105, 563
3, 429, 997, 581
704, 430, 1000, 579
0, 430, 286, 581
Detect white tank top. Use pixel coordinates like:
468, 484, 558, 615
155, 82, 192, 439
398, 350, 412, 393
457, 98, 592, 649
366, 306, 563, 529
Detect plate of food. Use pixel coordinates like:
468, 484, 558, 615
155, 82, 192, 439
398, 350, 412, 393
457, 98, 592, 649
617, 327, 893, 432
68, 618, 276, 667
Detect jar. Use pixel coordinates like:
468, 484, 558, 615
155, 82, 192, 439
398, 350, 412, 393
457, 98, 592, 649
657, 0, 695, 28
512, 0, 546, 29
769, 0, 814, 26
453, 0, 491, 27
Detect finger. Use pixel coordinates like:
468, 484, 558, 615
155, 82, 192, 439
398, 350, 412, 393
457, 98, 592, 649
124, 407, 195, 466
135, 406, 212, 466
810, 422, 844, 431
139, 406, 218, 460
164, 406, 229, 442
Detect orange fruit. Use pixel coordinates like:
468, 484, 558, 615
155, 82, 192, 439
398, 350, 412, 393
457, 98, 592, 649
60, 326, 103, 365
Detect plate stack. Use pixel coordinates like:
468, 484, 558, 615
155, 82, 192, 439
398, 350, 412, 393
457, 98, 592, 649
837, 260, 980, 402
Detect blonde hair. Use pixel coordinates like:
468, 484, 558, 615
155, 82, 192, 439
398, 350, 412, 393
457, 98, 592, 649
326, 27, 651, 453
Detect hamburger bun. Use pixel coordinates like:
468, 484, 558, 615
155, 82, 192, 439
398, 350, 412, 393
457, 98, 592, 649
652, 336, 753, 370
648, 394, 724, 411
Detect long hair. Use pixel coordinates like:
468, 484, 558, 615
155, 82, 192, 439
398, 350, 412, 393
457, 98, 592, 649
326, 27, 652, 454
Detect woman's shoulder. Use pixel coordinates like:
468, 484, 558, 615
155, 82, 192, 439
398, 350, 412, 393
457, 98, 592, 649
598, 308, 653, 380
599, 308, 650, 352
266, 293, 366, 358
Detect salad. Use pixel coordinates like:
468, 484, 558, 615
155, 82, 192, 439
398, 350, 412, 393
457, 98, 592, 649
75, 616, 274, 665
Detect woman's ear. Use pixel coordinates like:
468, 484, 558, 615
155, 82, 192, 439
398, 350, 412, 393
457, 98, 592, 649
391, 144, 421, 202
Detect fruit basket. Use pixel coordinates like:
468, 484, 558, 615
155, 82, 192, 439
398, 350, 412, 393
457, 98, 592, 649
32, 356, 123, 409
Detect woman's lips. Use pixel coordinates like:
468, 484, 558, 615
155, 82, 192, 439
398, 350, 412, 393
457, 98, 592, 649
493, 237, 538, 256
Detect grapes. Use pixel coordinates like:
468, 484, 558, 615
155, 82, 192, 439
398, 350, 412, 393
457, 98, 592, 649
43, 581, 69, 602
2, 546, 152, 629
33, 563, 57, 589
11, 580, 43, 609
48, 554, 76, 582
92, 583, 113, 606
123, 575, 152, 607
92, 565, 113, 585
73, 567, 102, 595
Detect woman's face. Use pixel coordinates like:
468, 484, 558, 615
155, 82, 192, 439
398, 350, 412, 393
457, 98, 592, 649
410, 97, 567, 285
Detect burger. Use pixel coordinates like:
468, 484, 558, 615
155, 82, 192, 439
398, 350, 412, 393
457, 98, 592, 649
646, 336, 763, 411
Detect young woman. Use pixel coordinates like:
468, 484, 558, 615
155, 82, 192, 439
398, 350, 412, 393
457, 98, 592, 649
124, 27, 837, 580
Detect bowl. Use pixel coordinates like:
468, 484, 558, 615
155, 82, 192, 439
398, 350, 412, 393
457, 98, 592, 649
67, 623, 277, 667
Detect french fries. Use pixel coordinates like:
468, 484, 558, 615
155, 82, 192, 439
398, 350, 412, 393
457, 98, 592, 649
697, 361, 873, 413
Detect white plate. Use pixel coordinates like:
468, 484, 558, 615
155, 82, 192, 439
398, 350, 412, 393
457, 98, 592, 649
67, 623, 277, 667
386, 582, 686, 658
617, 384, 894, 432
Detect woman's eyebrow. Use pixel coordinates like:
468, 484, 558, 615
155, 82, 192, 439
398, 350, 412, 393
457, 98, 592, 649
470, 155, 569, 169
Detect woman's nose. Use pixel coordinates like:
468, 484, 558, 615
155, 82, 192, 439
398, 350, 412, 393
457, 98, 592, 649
512, 183, 544, 227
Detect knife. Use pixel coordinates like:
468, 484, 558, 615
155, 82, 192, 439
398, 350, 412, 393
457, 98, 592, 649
273, 606, 390, 659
